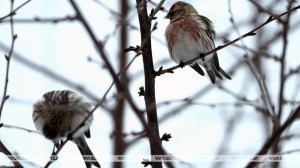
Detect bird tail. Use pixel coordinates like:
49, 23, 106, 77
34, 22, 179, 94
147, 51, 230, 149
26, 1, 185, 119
206, 69, 216, 84
214, 65, 231, 80
190, 63, 205, 76
206, 65, 231, 84
74, 136, 101, 168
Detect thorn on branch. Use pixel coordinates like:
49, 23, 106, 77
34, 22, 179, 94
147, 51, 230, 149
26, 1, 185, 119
138, 86, 145, 96
87, 56, 92, 62
5, 95, 9, 100
141, 159, 152, 167
34, 17, 40, 21
149, 8, 154, 17
155, 66, 174, 76
183, 98, 192, 103
249, 32, 256, 36
160, 7, 165, 10
151, 22, 158, 32
267, 15, 274, 22
161, 133, 172, 142
4, 55, 8, 61
0, 123, 3, 128
13, 35, 17, 39
122, 45, 141, 53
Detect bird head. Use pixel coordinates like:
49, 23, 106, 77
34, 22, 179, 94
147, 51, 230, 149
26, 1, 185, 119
164, 1, 199, 22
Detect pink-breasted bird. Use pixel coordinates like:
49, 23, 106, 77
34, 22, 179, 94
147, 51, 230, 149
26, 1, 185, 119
33, 90, 101, 168
164, 1, 231, 84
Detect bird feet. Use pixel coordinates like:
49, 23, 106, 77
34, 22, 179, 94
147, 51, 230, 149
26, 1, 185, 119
67, 133, 73, 141
200, 53, 205, 61
179, 61, 185, 68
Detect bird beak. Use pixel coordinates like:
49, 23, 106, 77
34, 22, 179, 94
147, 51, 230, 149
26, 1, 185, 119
164, 14, 170, 19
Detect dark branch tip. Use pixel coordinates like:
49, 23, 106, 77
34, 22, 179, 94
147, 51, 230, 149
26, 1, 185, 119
141, 159, 152, 167
138, 86, 145, 97
161, 133, 172, 142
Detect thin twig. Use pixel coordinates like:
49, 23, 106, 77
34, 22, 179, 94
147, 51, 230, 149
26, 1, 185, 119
0, 1, 23, 167
0, 16, 76, 24
0, 0, 31, 21
2, 124, 40, 134
0, 0, 17, 119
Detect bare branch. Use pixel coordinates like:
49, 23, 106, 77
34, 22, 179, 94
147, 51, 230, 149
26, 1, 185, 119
0, 0, 31, 21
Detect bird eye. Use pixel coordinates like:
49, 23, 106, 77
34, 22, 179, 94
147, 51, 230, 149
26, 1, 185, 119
168, 10, 178, 16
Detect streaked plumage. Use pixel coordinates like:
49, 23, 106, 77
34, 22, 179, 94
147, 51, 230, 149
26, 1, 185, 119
33, 90, 100, 168
164, 1, 231, 84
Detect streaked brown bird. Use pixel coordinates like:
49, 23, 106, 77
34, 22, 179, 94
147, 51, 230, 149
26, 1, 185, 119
33, 90, 100, 168
164, 1, 231, 84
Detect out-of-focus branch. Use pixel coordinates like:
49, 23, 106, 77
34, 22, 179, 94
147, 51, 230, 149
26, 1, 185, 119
2, 124, 39, 134
0, 16, 76, 24
245, 104, 300, 168
277, 0, 295, 120
221, 37, 281, 62
248, 0, 284, 23
228, 0, 275, 118
155, 5, 300, 76
112, 0, 129, 168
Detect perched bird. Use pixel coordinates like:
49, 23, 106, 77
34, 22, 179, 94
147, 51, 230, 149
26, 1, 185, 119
33, 90, 101, 168
164, 1, 231, 84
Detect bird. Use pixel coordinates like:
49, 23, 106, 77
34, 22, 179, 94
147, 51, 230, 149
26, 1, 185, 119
33, 90, 101, 168
164, 1, 231, 84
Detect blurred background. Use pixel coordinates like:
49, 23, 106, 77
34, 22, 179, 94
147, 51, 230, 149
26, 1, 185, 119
0, 0, 300, 167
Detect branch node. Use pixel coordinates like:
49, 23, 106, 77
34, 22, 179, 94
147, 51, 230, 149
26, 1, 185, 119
267, 15, 274, 21
141, 159, 152, 167
122, 45, 141, 53
138, 86, 145, 96
161, 133, 172, 142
